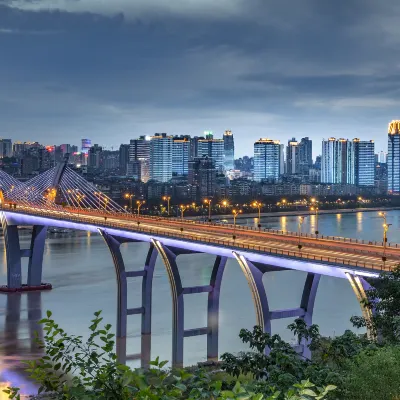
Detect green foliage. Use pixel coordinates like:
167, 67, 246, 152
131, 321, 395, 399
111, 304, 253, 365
3, 312, 336, 400
343, 345, 400, 400
351, 265, 400, 343
221, 323, 343, 396
312, 330, 372, 368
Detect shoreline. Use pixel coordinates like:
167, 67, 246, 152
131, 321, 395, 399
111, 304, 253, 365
190, 206, 400, 221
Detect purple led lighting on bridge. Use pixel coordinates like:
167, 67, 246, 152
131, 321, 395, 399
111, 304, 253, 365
1, 211, 379, 280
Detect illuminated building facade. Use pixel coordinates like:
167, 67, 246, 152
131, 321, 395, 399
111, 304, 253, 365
388, 120, 400, 193
253, 139, 281, 182
172, 136, 190, 176
198, 133, 224, 172
223, 130, 235, 170
149, 133, 172, 183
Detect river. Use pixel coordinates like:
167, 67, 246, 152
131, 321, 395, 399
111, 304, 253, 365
0, 210, 399, 397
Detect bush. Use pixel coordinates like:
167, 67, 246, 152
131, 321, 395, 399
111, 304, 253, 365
3, 312, 336, 400
221, 324, 343, 397
343, 345, 400, 400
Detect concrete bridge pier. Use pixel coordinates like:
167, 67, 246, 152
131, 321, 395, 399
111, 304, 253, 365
0, 212, 50, 292
152, 239, 227, 368
99, 230, 158, 368
233, 252, 320, 359
346, 273, 376, 340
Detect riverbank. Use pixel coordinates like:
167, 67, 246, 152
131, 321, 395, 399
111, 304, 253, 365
190, 206, 400, 221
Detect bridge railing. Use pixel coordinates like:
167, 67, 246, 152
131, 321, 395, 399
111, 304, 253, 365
3, 206, 394, 273
3, 202, 397, 249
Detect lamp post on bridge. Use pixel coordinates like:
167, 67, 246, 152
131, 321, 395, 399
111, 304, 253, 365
125, 193, 134, 212
163, 195, 171, 216
137, 200, 145, 218
232, 209, 242, 240
252, 200, 262, 229
298, 216, 306, 250
204, 198, 212, 222
221, 199, 228, 214
379, 212, 392, 264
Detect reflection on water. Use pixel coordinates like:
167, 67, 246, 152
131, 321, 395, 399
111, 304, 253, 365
0, 293, 42, 398
1, 211, 400, 395
281, 216, 287, 232
356, 212, 363, 233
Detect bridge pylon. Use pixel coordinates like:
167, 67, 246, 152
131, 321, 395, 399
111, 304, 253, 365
152, 239, 227, 368
0, 212, 52, 293
99, 229, 158, 368
233, 252, 320, 359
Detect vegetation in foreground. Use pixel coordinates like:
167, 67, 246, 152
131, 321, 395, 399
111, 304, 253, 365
5, 266, 400, 400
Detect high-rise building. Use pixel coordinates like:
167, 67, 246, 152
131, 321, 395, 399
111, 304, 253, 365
130, 136, 151, 182
0, 139, 12, 158
286, 138, 300, 174
149, 133, 172, 182
253, 139, 281, 182
189, 136, 204, 160
351, 139, 375, 187
188, 155, 217, 199
197, 134, 224, 172
279, 144, 285, 176
388, 120, 400, 193
81, 139, 91, 154
59, 144, 78, 156
102, 151, 119, 170
88, 144, 103, 169
322, 138, 349, 184
379, 151, 387, 164
322, 138, 374, 186
12, 141, 41, 158
172, 136, 190, 176
298, 137, 313, 175
223, 130, 235, 170
119, 144, 130, 175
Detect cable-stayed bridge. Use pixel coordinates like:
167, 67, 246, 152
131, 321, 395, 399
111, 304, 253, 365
0, 159, 397, 367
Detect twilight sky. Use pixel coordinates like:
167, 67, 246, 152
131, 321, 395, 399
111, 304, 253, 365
1, 0, 399, 157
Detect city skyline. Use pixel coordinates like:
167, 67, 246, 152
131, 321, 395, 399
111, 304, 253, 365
1, 1, 400, 157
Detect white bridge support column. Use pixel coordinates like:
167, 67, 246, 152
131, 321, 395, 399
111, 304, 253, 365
346, 273, 376, 340
152, 239, 227, 368
0, 212, 48, 291
233, 252, 321, 358
99, 230, 157, 368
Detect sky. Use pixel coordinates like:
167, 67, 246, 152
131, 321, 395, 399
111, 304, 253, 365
1, 0, 399, 158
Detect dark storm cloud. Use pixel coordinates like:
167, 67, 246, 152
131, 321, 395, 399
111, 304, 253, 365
1, 0, 399, 155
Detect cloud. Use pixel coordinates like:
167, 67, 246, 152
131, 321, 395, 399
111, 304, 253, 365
294, 97, 399, 110
0, 0, 399, 157
5, 0, 247, 20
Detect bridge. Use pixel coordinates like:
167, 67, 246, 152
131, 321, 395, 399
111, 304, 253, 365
0, 159, 396, 367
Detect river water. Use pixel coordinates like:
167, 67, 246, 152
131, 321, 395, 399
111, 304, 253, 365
1, 210, 399, 397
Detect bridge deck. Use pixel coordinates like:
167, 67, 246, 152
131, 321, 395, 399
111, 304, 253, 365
2, 205, 397, 275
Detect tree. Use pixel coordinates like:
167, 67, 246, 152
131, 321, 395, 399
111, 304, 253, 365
351, 265, 400, 343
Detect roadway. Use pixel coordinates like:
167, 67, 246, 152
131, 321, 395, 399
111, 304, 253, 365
5, 204, 398, 272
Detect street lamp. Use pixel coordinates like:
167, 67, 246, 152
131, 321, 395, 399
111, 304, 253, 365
125, 193, 134, 212
221, 200, 228, 213
163, 195, 171, 216
379, 212, 392, 262
252, 201, 262, 229
310, 205, 319, 237
137, 200, 145, 218
298, 216, 306, 250
232, 209, 242, 240
204, 198, 212, 222
180, 204, 188, 220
